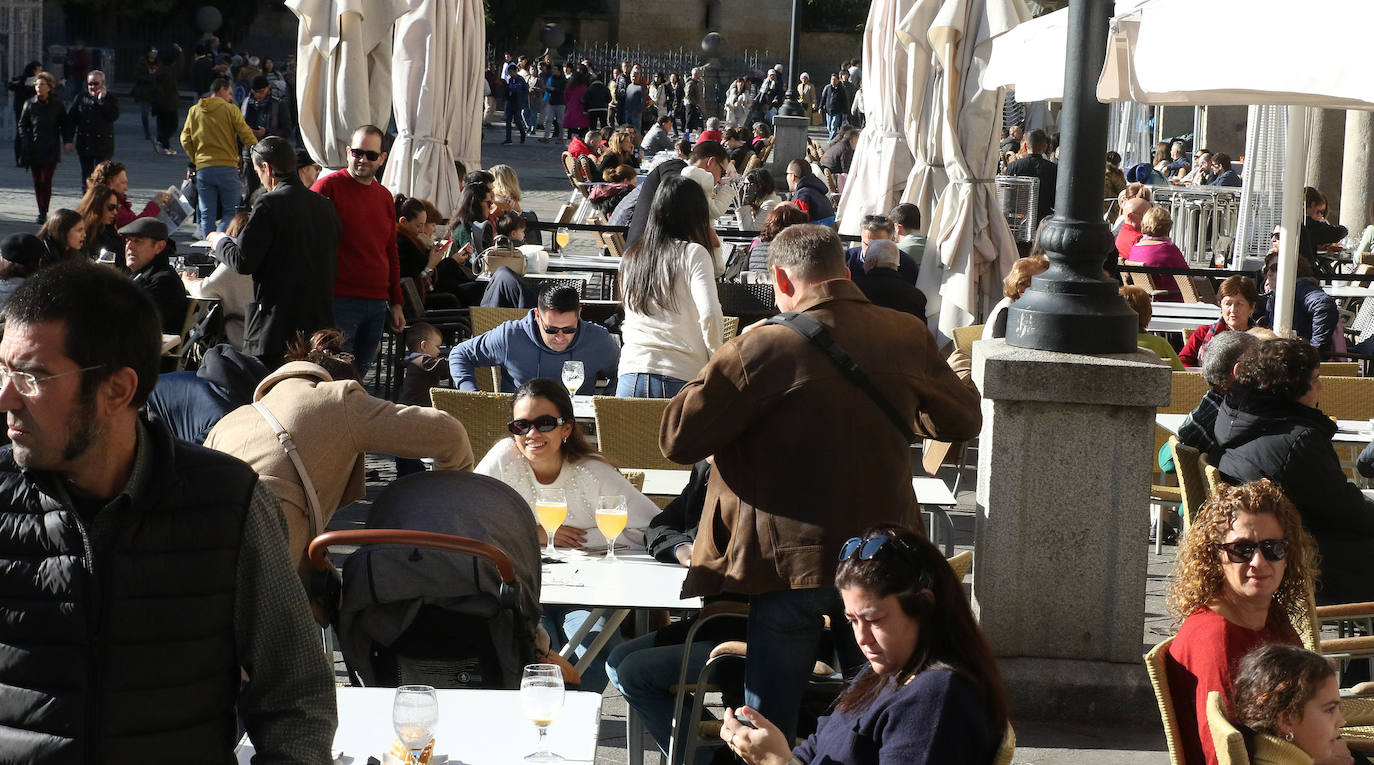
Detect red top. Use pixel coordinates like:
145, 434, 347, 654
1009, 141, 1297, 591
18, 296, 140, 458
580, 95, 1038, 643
567, 137, 593, 158
1116, 222, 1143, 260
697, 129, 724, 144
1165, 607, 1300, 765
1178, 319, 1229, 367
313, 169, 401, 305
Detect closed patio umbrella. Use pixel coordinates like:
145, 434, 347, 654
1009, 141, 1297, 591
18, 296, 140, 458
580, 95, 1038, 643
287, 0, 409, 169
897, 0, 948, 231
381, 0, 484, 217
835, 0, 918, 236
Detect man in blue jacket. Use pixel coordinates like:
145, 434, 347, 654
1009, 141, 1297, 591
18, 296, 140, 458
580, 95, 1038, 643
448, 285, 619, 394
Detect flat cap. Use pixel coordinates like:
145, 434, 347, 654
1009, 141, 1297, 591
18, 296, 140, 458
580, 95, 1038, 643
117, 218, 169, 240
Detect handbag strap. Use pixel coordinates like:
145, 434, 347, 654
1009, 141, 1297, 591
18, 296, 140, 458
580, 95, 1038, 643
766, 311, 918, 445
252, 401, 326, 539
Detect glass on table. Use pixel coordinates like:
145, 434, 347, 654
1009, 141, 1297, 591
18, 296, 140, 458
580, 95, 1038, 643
392, 684, 439, 765
555, 227, 571, 251
521, 664, 565, 762
534, 486, 568, 556
560, 360, 584, 397
595, 495, 628, 561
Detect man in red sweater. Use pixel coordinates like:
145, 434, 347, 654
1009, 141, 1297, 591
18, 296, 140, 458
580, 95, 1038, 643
311, 124, 403, 378
1115, 197, 1149, 261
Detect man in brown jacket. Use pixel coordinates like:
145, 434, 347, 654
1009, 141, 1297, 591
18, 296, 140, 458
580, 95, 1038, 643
660, 224, 981, 740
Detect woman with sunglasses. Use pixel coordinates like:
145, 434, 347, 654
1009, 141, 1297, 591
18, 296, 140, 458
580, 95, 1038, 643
475, 378, 658, 690
74, 182, 122, 261
721, 526, 1008, 765
616, 174, 723, 398
1164, 479, 1325, 765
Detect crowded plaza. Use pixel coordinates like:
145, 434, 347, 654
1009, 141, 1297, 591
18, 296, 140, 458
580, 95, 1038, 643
0, 0, 1371, 763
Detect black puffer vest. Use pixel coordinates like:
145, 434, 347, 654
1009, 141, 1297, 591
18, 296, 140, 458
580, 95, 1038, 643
0, 418, 256, 764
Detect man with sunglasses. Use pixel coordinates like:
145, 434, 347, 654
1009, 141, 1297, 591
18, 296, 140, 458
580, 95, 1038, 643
448, 285, 618, 394
0, 263, 335, 761
312, 124, 404, 378
63, 68, 118, 192
662, 224, 981, 743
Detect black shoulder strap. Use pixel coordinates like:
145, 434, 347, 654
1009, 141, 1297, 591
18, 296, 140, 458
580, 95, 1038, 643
766, 311, 918, 445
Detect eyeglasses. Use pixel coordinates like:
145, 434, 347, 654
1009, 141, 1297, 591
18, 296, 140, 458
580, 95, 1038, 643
507, 415, 566, 435
1270, 232, 1281, 240
105, 203, 118, 211
1217, 538, 1290, 564
348, 147, 381, 161
0, 364, 103, 397
838, 533, 915, 562
540, 324, 577, 336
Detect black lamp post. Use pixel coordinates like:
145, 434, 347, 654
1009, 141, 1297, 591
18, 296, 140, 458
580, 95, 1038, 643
1005, 0, 1137, 354
777, 0, 806, 117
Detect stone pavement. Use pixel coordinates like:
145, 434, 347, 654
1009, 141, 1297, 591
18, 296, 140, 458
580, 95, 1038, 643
0, 102, 1176, 761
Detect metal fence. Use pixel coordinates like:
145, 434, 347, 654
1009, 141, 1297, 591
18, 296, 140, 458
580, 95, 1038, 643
489, 42, 772, 82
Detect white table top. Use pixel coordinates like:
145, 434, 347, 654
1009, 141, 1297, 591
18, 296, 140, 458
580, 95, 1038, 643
571, 395, 594, 420
1326, 285, 1374, 298
541, 553, 701, 610
1148, 315, 1216, 333
235, 687, 603, 764
636, 469, 957, 506
1157, 413, 1374, 444
1150, 302, 1220, 318
547, 254, 621, 271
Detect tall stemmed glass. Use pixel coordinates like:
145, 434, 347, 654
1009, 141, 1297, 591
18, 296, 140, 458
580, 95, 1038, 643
595, 495, 628, 561
561, 360, 584, 398
521, 664, 566, 762
392, 684, 438, 765
534, 486, 568, 557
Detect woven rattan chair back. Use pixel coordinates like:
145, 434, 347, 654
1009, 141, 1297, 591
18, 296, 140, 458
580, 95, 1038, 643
1169, 436, 1207, 535
722, 316, 740, 343
1320, 376, 1374, 420
1144, 637, 1185, 765
1205, 691, 1249, 765
430, 389, 515, 463
1320, 361, 1360, 377
592, 396, 686, 470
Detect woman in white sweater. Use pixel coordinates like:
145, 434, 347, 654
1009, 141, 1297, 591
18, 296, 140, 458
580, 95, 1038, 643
615, 174, 724, 398
475, 378, 658, 691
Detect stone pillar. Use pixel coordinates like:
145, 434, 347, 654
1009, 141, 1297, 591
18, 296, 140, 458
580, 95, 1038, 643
972, 339, 1171, 722
771, 114, 809, 172
1305, 108, 1346, 220
1341, 110, 1374, 235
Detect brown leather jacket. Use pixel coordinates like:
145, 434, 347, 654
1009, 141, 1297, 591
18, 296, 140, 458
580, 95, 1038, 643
661, 279, 981, 598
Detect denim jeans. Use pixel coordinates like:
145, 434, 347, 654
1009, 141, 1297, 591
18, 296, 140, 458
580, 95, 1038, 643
615, 373, 686, 398
524, 105, 539, 131
139, 100, 152, 140
333, 297, 387, 380
744, 587, 861, 743
542, 104, 565, 139
542, 605, 621, 693
606, 633, 715, 762
195, 165, 241, 238
826, 113, 844, 142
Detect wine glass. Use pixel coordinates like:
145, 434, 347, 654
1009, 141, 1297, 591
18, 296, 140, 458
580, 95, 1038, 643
561, 360, 584, 398
595, 495, 628, 561
555, 227, 571, 251
392, 684, 439, 765
534, 486, 568, 556
521, 664, 565, 762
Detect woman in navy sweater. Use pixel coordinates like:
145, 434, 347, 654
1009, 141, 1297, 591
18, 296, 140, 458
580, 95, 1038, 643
721, 526, 1009, 764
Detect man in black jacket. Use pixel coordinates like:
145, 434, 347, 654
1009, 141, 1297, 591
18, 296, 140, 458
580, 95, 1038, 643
1005, 128, 1058, 225
784, 160, 835, 224
850, 240, 927, 320
63, 69, 118, 190
119, 218, 188, 336
210, 136, 341, 368
626, 140, 730, 247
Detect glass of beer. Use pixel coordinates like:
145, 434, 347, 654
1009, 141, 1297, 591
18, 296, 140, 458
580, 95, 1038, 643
520, 664, 565, 762
555, 227, 571, 251
595, 495, 628, 561
534, 487, 568, 556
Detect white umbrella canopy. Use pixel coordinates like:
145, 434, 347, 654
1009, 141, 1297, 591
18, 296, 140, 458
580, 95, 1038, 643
897, 0, 948, 230
980, 6, 1066, 103
835, 0, 918, 236
916, 0, 1030, 338
381, 0, 484, 218
288, 0, 409, 169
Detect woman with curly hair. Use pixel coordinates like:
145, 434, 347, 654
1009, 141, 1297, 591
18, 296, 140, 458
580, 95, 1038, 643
1231, 644, 1346, 764
1164, 479, 1319, 765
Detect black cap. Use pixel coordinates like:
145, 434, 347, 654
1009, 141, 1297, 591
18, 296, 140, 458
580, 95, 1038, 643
295, 149, 318, 168
0, 234, 43, 266
118, 218, 169, 240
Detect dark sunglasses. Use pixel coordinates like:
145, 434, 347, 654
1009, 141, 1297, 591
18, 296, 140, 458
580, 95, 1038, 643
540, 324, 577, 336
838, 533, 914, 562
1217, 538, 1290, 564
348, 147, 381, 161
507, 415, 566, 435
105, 203, 118, 211
1270, 232, 1281, 240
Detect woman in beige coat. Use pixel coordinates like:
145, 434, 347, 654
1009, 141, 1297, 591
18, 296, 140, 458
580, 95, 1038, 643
797, 73, 821, 126
206, 329, 475, 584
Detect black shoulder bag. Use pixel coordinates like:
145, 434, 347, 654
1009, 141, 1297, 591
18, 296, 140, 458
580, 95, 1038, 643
765, 311, 919, 445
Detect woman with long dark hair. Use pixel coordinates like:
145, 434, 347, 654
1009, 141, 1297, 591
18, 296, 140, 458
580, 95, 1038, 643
18, 71, 68, 223
616, 174, 723, 398
721, 526, 1009, 764
75, 183, 122, 260
393, 194, 429, 279
453, 181, 496, 252
35, 208, 86, 266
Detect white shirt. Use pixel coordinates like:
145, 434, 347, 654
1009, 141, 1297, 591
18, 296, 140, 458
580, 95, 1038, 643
474, 439, 659, 551
618, 240, 724, 382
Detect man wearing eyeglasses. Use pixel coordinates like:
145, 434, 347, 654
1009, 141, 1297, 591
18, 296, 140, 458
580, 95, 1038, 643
62, 69, 118, 192
181, 77, 257, 238
448, 285, 619, 394
312, 124, 404, 379
0, 262, 335, 762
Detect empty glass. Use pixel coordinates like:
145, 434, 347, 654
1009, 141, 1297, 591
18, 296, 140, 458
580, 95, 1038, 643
561, 360, 584, 397
520, 664, 565, 762
392, 684, 438, 765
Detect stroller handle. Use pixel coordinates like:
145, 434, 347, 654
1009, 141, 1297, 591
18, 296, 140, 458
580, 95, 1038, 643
307, 529, 520, 584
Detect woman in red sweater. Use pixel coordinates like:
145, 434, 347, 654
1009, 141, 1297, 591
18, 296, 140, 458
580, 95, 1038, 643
1177, 275, 1260, 367
1164, 479, 1321, 765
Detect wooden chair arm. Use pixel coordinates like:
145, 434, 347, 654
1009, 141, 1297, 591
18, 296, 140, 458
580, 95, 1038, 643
1316, 602, 1374, 620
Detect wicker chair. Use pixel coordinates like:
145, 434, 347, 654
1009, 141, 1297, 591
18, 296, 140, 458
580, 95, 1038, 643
1319, 376, 1374, 420
1190, 276, 1218, 305
619, 470, 645, 492
430, 389, 514, 463
947, 550, 973, 582
722, 316, 740, 343
992, 725, 1017, 765
1200, 453, 1221, 495
1150, 372, 1208, 551
1168, 436, 1207, 536
468, 306, 529, 392
1204, 691, 1248, 765
1144, 636, 1185, 765
592, 396, 686, 471
951, 324, 985, 357
1319, 361, 1360, 377
1123, 260, 1167, 298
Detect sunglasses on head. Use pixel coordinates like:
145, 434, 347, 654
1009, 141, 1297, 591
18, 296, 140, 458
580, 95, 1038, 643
1217, 538, 1290, 564
540, 324, 577, 336
838, 533, 915, 562
348, 147, 381, 161
507, 415, 566, 435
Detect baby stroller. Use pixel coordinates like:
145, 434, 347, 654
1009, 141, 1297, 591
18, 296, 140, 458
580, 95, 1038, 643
307, 471, 543, 689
